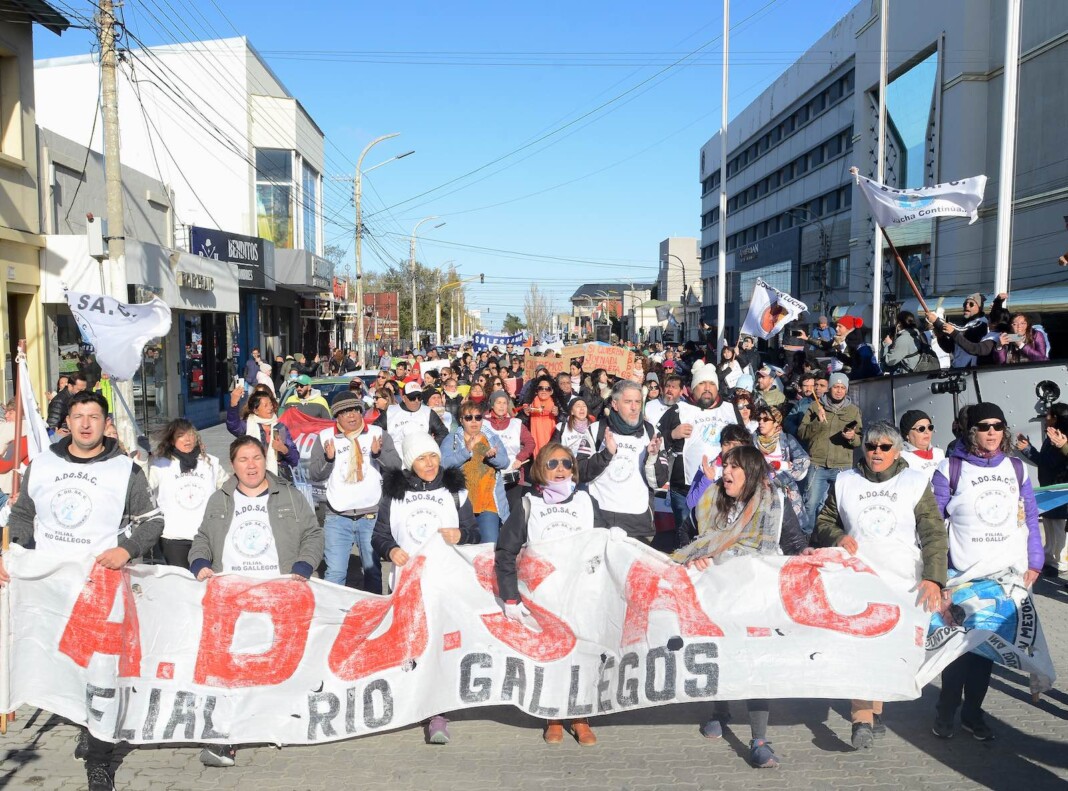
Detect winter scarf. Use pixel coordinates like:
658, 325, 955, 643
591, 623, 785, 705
246, 413, 279, 475
674, 478, 783, 563
172, 447, 201, 474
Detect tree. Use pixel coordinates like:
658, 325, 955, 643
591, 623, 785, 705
523, 283, 551, 339
361, 260, 460, 346
502, 313, 526, 334
323, 244, 347, 266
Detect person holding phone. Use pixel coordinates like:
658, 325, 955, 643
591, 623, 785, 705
797, 372, 862, 533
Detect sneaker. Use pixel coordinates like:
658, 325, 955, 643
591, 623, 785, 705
426, 715, 450, 745
851, 722, 874, 750
961, 718, 995, 741
74, 728, 89, 760
748, 739, 780, 768
872, 713, 886, 736
86, 762, 115, 791
932, 715, 954, 739
199, 744, 236, 767
699, 717, 725, 739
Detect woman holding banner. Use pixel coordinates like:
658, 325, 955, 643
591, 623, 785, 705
496, 442, 605, 746
930, 403, 1043, 741
673, 444, 807, 769
148, 419, 229, 569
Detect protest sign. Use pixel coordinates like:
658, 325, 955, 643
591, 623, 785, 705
581, 344, 635, 378
4, 535, 1043, 747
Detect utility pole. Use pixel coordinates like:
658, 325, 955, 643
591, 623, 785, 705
99, 0, 136, 451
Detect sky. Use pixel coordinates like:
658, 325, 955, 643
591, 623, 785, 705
36, 0, 860, 331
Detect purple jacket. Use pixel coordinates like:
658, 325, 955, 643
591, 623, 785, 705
225, 403, 300, 469
931, 444, 1043, 572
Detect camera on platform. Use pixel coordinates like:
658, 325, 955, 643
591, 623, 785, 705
931, 372, 967, 396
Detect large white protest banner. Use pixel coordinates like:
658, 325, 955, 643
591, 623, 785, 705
2, 535, 1053, 746
740, 278, 807, 340
65, 291, 172, 381
854, 172, 988, 228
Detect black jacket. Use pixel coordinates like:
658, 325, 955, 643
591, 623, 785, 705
46, 388, 73, 430
371, 467, 479, 558
495, 489, 606, 602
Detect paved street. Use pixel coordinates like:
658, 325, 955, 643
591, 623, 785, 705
1, 428, 1067, 790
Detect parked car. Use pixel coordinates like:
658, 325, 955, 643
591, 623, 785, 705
276, 371, 379, 416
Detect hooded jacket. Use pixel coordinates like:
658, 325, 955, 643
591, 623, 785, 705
9, 436, 163, 559
371, 467, 479, 559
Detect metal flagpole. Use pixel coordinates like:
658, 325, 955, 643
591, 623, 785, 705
0, 340, 26, 734
993, 0, 1021, 295
716, 0, 729, 351
871, 0, 888, 349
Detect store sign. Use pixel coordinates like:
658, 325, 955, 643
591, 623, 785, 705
190, 226, 268, 290
311, 257, 333, 291
176, 271, 214, 291
333, 277, 347, 300
738, 243, 760, 262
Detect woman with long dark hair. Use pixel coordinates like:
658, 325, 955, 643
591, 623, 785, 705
226, 386, 299, 477
521, 374, 560, 456
674, 444, 807, 769
148, 419, 229, 568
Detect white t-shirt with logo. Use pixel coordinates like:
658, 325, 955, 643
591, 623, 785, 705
320, 427, 383, 512
524, 491, 596, 543
389, 487, 464, 555
385, 403, 432, 450
221, 491, 281, 577
589, 428, 650, 515
28, 449, 133, 557
677, 401, 738, 484
151, 455, 226, 541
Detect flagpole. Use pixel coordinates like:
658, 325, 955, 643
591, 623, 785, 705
716, 0, 729, 351
879, 228, 930, 315
993, 0, 1021, 295
0, 340, 24, 735
871, 0, 889, 352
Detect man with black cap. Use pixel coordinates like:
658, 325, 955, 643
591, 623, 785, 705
926, 293, 1001, 368
376, 380, 449, 450
282, 374, 332, 419
310, 391, 399, 592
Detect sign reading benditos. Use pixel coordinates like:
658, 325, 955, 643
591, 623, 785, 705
190, 226, 270, 290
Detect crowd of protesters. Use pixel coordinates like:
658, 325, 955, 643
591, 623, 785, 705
0, 286, 1061, 789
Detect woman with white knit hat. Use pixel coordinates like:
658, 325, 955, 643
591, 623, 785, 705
371, 430, 479, 746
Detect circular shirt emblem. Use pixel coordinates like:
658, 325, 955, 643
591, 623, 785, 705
859, 504, 896, 537
175, 478, 208, 510
608, 450, 633, 482
408, 508, 438, 545
233, 520, 272, 558
975, 490, 1012, 528
543, 521, 583, 540
51, 488, 92, 530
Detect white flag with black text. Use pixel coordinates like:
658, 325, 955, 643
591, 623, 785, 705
854, 171, 987, 227
65, 291, 172, 381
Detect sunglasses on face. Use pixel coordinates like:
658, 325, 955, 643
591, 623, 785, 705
911, 424, 934, 433
758, 416, 775, 423
546, 458, 574, 471
537, 386, 553, 392
462, 414, 483, 422
865, 443, 894, 452
738, 403, 751, 410
964, 301, 977, 308
976, 421, 1005, 432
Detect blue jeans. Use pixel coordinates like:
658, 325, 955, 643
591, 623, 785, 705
476, 511, 501, 545
803, 466, 843, 534
323, 512, 381, 594
669, 490, 692, 550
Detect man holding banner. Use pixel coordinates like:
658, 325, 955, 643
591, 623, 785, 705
0, 390, 163, 791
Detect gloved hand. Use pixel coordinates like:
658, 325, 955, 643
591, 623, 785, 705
503, 600, 531, 622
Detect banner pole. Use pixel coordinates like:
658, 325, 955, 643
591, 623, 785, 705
879, 227, 931, 316
0, 340, 25, 734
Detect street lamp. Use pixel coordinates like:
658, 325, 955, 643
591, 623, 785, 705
355, 134, 413, 363
662, 253, 688, 342
410, 216, 445, 350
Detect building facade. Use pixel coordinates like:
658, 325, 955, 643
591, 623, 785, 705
657, 237, 701, 342
700, 0, 1068, 346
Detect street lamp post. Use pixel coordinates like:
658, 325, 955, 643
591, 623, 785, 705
355, 135, 413, 365
410, 216, 444, 350
662, 253, 688, 342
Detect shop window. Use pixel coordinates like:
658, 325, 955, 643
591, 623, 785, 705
301, 161, 320, 255
255, 148, 294, 248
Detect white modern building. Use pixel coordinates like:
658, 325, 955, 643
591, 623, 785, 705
657, 237, 701, 342
700, 0, 1068, 348
35, 36, 337, 424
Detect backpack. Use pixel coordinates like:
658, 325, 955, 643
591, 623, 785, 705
947, 454, 1024, 496
903, 328, 940, 372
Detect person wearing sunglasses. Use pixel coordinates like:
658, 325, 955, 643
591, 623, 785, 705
900, 409, 944, 479
440, 400, 511, 544
495, 442, 605, 746
811, 420, 947, 751
521, 374, 560, 456
753, 404, 810, 487
924, 292, 1004, 368
929, 402, 1043, 741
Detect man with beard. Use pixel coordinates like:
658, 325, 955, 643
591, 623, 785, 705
659, 361, 740, 548
797, 372, 862, 531
282, 374, 331, 419
582, 381, 665, 541
644, 372, 682, 428
926, 293, 999, 368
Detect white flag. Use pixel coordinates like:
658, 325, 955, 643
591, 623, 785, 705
854, 172, 987, 227
17, 357, 50, 461
740, 278, 807, 340
65, 291, 171, 381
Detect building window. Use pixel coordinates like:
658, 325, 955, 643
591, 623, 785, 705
255, 148, 294, 248
0, 51, 22, 159
301, 161, 320, 255
828, 256, 849, 288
